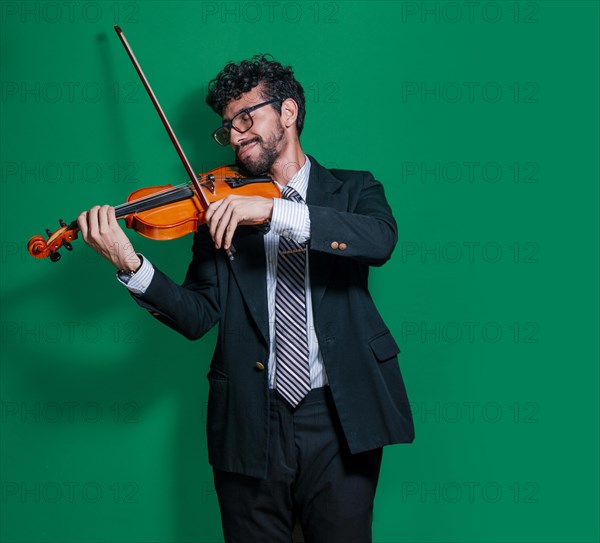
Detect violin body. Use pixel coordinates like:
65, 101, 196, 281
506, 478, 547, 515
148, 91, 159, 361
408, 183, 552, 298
125, 183, 203, 241
125, 165, 279, 241
28, 165, 281, 261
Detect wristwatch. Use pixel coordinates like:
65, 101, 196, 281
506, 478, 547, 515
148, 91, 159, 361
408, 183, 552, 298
117, 256, 143, 284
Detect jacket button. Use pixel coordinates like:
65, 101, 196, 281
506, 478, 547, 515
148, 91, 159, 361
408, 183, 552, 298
255, 361, 265, 371
330, 241, 339, 249
339, 242, 347, 251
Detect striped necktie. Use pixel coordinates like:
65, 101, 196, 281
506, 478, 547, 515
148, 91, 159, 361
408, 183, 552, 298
274, 186, 311, 408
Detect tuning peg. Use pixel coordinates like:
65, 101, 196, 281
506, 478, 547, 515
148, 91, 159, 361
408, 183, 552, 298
59, 219, 66, 227
46, 228, 53, 237
49, 250, 61, 262
63, 241, 73, 251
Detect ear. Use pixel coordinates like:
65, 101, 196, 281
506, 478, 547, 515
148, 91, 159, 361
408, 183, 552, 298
280, 98, 298, 131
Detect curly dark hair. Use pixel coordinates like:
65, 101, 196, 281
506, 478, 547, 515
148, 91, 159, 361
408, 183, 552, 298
206, 54, 306, 137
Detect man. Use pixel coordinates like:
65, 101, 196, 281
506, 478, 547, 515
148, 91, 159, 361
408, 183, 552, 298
78, 55, 414, 543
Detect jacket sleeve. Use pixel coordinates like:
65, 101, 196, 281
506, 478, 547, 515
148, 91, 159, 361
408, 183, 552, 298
129, 224, 221, 340
308, 172, 397, 267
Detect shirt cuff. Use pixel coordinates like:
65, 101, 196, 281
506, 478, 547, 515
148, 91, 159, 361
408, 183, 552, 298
116, 254, 154, 295
270, 198, 310, 243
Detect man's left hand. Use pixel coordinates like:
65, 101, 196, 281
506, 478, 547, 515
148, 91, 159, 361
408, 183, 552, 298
205, 195, 274, 251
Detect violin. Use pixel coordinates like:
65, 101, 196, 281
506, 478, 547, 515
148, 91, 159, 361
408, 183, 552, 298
27, 165, 280, 262
28, 26, 279, 262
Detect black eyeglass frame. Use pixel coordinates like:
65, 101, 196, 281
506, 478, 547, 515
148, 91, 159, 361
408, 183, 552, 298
212, 98, 282, 146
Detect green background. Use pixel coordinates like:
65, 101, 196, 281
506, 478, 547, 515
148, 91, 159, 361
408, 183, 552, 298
1, 1, 598, 542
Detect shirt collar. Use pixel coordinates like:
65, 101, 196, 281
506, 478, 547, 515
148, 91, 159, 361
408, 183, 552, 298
275, 155, 311, 201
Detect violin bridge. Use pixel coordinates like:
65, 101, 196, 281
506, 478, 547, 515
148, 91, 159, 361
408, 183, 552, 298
199, 174, 215, 194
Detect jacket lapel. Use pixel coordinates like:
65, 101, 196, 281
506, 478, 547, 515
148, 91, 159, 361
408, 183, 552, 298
227, 227, 269, 347
305, 156, 347, 315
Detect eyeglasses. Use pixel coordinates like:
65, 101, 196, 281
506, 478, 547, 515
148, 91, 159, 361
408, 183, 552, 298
212, 98, 281, 146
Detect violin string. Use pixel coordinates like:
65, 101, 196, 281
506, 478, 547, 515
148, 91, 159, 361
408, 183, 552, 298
54, 183, 197, 236
117, 182, 191, 207
114, 182, 196, 217
113, 173, 225, 217
115, 170, 234, 216
115, 185, 191, 216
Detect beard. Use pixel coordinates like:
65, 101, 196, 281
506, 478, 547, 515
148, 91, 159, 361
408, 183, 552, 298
235, 124, 285, 176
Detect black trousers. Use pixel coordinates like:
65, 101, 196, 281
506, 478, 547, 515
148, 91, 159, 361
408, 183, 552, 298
213, 386, 383, 543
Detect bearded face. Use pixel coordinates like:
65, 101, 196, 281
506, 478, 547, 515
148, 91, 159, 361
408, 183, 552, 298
234, 122, 286, 176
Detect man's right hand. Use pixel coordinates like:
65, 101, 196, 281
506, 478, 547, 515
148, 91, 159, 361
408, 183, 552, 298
77, 205, 141, 272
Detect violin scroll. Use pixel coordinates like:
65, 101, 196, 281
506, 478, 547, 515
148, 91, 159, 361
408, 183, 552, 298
28, 220, 78, 261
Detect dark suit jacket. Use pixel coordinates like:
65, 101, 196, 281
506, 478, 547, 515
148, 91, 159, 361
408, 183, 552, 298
131, 155, 414, 479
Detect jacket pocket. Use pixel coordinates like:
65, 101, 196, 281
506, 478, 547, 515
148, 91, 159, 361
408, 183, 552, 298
369, 330, 401, 362
207, 366, 229, 381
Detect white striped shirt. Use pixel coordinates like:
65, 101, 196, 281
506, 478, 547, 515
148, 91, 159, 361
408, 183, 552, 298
266, 156, 328, 389
119, 155, 328, 389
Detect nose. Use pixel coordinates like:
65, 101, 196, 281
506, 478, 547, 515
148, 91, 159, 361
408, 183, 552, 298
229, 129, 246, 149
